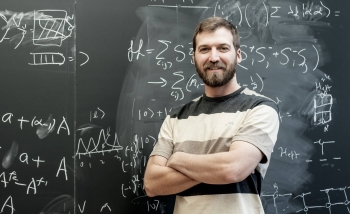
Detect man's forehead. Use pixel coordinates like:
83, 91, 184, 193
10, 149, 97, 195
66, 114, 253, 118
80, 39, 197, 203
196, 28, 234, 46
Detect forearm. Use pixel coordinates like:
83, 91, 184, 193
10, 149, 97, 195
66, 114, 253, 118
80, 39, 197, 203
144, 163, 200, 197
167, 151, 243, 184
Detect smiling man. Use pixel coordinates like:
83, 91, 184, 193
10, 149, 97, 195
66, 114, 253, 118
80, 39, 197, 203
144, 17, 280, 214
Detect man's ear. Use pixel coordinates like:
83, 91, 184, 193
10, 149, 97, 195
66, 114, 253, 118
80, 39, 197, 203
236, 48, 242, 63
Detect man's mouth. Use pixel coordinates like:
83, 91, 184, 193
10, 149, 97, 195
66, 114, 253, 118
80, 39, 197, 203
206, 67, 224, 71
204, 62, 226, 71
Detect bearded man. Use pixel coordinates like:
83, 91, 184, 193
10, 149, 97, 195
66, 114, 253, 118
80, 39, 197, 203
144, 17, 280, 214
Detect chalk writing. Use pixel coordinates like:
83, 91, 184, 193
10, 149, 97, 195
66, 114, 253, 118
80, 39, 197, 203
1, 112, 70, 136
0, 9, 76, 66
0, 171, 48, 194
314, 76, 333, 128
261, 183, 292, 214
295, 186, 350, 214
149, 1, 337, 25
33, 10, 74, 47
29, 52, 66, 66
0, 1, 347, 213
262, 183, 350, 214
79, 51, 89, 66
89, 107, 105, 122
128, 38, 320, 72
279, 147, 300, 160
56, 157, 68, 180
1, 196, 15, 214
74, 128, 123, 158
138, 107, 172, 121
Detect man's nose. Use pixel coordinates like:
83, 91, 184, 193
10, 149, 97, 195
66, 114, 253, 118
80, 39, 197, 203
209, 49, 220, 62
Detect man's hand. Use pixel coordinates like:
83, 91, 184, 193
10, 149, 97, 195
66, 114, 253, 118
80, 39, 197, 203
144, 155, 200, 197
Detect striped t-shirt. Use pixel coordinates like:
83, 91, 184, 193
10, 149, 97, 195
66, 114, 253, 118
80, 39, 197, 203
150, 87, 280, 214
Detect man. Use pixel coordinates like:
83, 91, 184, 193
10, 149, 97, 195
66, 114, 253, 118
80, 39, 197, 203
144, 17, 279, 214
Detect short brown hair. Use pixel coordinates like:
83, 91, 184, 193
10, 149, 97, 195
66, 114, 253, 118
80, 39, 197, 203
192, 17, 240, 52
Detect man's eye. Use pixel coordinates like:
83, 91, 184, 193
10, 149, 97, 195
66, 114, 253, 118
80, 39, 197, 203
199, 48, 209, 52
220, 47, 229, 51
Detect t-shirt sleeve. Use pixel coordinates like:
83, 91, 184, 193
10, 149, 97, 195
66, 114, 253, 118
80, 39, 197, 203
149, 115, 174, 159
232, 103, 280, 164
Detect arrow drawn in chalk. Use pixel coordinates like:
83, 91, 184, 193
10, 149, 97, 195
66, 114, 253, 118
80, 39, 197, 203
79, 51, 89, 66
148, 77, 167, 87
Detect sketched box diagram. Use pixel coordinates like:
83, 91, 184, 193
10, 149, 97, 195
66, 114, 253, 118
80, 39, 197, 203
33, 9, 74, 47
314, 93, 333, 125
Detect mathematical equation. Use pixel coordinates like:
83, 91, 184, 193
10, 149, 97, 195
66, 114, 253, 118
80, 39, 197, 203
147, 69, 269, 100
130, 44, 319, 102
0, 155, 69, 214
128, 39, 320, 72
148, 0, 340, 25
278, 139, 340, 163
0, 110, 153, 212
1, 112, 70, 138
147, 71, 202, 101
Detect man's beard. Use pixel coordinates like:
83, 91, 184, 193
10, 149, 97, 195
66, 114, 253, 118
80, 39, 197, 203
195, 59, 237, 87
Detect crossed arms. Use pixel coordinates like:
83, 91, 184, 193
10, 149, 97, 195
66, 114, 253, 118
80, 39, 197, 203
143, 140, 263, 197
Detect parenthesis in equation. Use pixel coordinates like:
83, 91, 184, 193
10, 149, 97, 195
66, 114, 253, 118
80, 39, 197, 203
79, 51, 89, 66
244, 3, 269, 27
229, 3, 244, 27
320, 1, 331, 18
262, 2, 269, 26
256, 73, 264, 92
245, 4, 251, 27
237, 3, 243, 26
231, 2, 244, 26
312, 45, 319, 71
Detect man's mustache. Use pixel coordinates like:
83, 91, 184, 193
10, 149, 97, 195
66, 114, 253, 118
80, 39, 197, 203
203, 62, 226, 70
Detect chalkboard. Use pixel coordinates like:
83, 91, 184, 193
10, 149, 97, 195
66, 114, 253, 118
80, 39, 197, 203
1, 0, 350, 213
